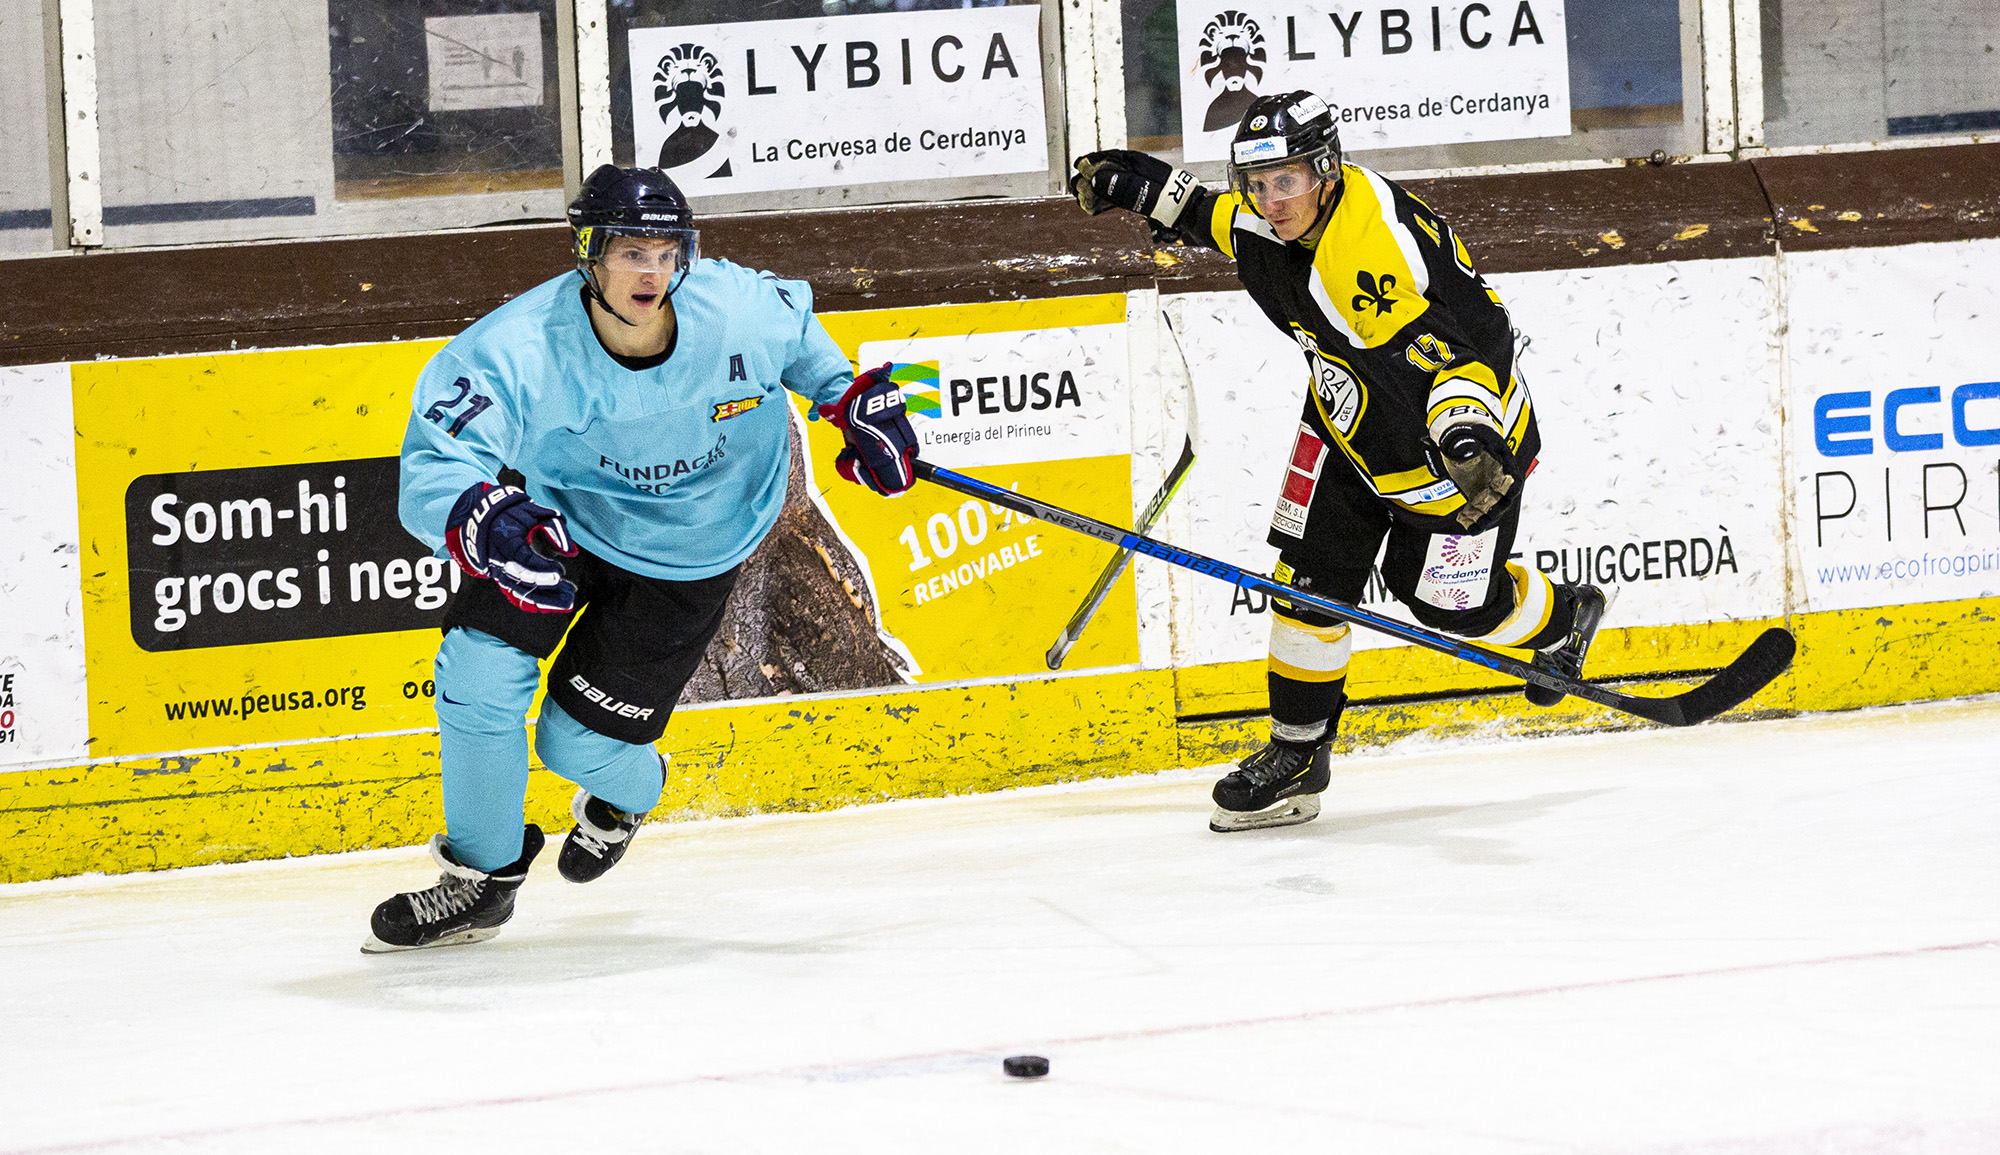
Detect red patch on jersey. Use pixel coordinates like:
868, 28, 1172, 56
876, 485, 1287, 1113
1271, 425, 1331, 540
1290, 429, 1326, 472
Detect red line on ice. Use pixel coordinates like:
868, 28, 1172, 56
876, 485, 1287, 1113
14, 936, 1996, 1153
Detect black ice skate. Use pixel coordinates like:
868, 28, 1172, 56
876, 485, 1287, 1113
557, 755, 665, 883
362, 825, 544, 954
1210, 738, 1332, 832
1525, 584, 1606, 708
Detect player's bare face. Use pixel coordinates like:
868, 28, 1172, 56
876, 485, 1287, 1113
597, 237, 683, 320
1246, 162, 1326, 242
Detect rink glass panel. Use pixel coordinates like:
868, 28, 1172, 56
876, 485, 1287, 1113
86, 0, 566, 248
1123, 0, 1700, 171
0, 0, 54, 256
1760, 0, 2000, 147
607, 0, 1065, 213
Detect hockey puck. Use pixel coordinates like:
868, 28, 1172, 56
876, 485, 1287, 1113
1003, 1055, 1049, 1078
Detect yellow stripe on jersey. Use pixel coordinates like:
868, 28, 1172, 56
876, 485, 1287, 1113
1211, 190, 1282, 260
1308, 165, 1431, 349
1371, 461, 1466, 519
1208, 192, 1238, 258
1425, 360, 1508, 439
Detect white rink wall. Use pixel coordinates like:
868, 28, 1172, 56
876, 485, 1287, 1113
1152, 239, 2000, 667
3, 234, 1999, 883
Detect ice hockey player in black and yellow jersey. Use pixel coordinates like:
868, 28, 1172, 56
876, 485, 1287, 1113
1071, 90, 1604, 833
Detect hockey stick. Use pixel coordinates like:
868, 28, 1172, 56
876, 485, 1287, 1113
1044, 434, 1194, 669
1046, 310, 1202, 669
917, 461, 1795, 727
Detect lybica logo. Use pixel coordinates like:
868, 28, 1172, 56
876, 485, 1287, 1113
1198, 11, 1266, 133
890, 362, 943, 418
655, 43, 730, 177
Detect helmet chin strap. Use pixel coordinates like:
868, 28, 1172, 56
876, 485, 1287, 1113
582, 264, 646, 329
1299, 172, 1343, 243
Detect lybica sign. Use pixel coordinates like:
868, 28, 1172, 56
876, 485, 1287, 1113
1174, 2, 1571, 159
629, 6, 1049, 198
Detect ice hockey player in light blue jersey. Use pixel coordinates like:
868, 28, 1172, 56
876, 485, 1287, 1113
365, 165, 918, 953
398, 238, 843, 582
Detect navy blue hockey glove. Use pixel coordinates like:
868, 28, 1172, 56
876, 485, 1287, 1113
818, 364, 917, 496
1070, 149, 1202, 243
444, 483, 579, 613
1436, 423, 1518, 532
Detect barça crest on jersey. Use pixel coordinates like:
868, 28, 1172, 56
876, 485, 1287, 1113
712, 395, 763, 422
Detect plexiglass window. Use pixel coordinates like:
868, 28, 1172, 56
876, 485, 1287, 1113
607, 0, 1062, 212
1762, 0, 2000, 148
0, 0, 55, 256
90, 0, 568, 248
1123, 0, 1699, 174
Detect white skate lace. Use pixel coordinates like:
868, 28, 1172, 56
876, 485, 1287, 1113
409, 875, 484, 924
572, 829, 613, 860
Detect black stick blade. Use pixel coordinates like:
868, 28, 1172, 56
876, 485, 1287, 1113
1669, 627, 1797, 726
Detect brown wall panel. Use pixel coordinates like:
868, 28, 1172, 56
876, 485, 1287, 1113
1752, 144, 2000, 252
2, 144, 1995, 367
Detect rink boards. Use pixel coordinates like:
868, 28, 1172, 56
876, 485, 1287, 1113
4, 238, 1999, 881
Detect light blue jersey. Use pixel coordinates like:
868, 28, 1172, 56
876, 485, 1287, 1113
400, 260, 853, 580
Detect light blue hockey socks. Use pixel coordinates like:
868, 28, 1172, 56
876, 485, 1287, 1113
434, 627, 543, 872
534, 698, 668, 815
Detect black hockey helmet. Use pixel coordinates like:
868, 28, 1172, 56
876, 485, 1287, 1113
1228, 91, 1343, 215
567, 164, 700, 294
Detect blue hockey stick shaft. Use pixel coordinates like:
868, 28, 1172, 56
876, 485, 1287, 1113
914, 461, 1794, 727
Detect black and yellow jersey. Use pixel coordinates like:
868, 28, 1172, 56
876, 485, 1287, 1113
1184, 163, 1537, 530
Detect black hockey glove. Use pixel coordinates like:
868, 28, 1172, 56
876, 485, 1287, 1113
1436, 424, 1518, 532
1070, 150, 1202, 243
445, 482, 579, 613
819, 363, 918, 496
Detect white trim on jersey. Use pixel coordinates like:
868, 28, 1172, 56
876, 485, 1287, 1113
1483, 563, 1555, 648
1307, 266, 1368, 349
1356, 165, 1431, 299
1234, 206, 1280, 245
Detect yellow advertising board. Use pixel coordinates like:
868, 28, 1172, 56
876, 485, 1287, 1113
72, 344, 455, 760
813, 294, 1140, 681
68, 293, 1139, 763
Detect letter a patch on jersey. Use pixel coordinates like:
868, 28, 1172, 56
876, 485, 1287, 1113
712, 395, 763, 422
1272, 425, 1329, 539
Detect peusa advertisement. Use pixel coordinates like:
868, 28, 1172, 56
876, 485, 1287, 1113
629, 6, 1049, 197
1175, 2, 1570, 161
126, 458, 456, 652
856, 323, 1131, 469
815, 296, 1143, 681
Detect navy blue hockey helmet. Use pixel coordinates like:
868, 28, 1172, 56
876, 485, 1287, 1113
567, 164, 700, 294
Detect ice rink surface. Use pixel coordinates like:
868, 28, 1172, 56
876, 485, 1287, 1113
3, 697, 1997, 1154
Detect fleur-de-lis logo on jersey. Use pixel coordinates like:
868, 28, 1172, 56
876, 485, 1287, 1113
1353, 271, 1398, 316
